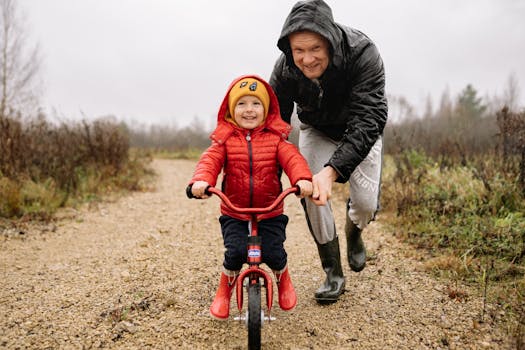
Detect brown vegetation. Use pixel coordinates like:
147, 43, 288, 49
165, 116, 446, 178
382, 85, 524, 346
0, 114, 149, 219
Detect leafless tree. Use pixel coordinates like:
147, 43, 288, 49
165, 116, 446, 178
0, 0, 41, 118
387, 95, 416, 124
503, 73, 520, 112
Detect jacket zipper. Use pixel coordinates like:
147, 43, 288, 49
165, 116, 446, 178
246, 132, 254, 207
313, 78, 324, 108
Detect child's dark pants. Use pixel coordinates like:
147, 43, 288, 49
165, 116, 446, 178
219, 214, 289, 271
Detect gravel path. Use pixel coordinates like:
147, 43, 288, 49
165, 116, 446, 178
0, 159, 514, 349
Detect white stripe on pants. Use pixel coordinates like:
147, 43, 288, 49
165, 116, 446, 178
298, 123, 383, 244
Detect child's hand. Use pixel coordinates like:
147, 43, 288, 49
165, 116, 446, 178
295, 180, 313, 198
191, 181, 211, 199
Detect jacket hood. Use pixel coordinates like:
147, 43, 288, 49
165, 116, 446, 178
277, 0, 344, 67
211, 74, 291, 143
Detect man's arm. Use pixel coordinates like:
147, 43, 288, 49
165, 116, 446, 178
311, 165, 338, 206
326, 41, 387, 183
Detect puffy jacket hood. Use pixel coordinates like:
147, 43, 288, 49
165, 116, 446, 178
211, 74, 291, 144
277, 0, 344, 69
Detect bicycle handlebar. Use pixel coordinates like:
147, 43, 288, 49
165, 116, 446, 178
200, 186, 300, 214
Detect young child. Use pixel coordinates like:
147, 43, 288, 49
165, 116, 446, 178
187, 74, 313, 320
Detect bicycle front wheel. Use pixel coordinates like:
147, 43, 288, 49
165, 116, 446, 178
247, 281, 261, 350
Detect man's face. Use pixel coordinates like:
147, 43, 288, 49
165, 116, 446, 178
289, 31, 330, 80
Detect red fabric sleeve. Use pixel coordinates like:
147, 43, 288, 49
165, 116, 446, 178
277, 140, 312, 185
189, 141, 226, 187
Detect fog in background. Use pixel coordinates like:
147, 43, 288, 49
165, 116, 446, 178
20, 0, 525, 127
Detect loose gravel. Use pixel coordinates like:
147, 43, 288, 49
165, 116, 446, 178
0, 159, 514, 349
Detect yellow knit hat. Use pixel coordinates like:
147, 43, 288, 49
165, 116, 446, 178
228, 78, 270, 120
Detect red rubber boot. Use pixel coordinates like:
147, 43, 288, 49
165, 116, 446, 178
210, 272, 237, 320
274, 267, 297, 311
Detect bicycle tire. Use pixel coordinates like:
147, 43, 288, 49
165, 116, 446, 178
247, 281, 261, 350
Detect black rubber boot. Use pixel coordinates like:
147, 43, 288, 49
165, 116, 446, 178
300, 199, 345, 304
314, 236, 346, 304
345, 214, 366, 272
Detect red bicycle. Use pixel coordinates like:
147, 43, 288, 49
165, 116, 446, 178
204, 186, 299, 350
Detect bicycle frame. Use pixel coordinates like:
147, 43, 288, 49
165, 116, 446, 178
206, 186, 299, 319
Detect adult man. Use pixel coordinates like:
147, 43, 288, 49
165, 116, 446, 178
269, 0, 387, 304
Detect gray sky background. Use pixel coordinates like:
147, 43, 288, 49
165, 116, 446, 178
20, 0, 525, 128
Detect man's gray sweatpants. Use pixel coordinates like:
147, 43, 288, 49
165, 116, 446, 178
299, 123, 383, 244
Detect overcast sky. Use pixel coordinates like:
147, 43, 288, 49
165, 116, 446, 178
19, 0, 525, 128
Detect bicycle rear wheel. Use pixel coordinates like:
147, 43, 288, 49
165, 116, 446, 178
247, 281, 261, 350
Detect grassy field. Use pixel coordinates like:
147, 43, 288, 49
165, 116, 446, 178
379, 152, 524, 344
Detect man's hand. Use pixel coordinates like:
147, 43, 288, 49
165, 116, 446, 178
311, 166, 338, 206
191, 181, 211, 198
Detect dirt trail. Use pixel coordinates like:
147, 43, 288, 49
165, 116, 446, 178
0, 159, 513, 349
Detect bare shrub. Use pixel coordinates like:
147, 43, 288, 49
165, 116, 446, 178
496, 107, 525, 191
0, 176, 20, 217
127, 117, 211, 153
0, 114, 132, 217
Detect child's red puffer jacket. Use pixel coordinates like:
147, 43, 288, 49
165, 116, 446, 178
189, 75, 312, 221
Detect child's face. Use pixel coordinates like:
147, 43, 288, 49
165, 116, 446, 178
233, 95, 265, 130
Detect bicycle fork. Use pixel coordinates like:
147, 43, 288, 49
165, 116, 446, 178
235, 219, 274, 320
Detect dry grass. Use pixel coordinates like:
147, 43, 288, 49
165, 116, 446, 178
0, 114, 151, 219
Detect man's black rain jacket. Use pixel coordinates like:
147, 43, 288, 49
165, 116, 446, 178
269, 0, 388, 183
